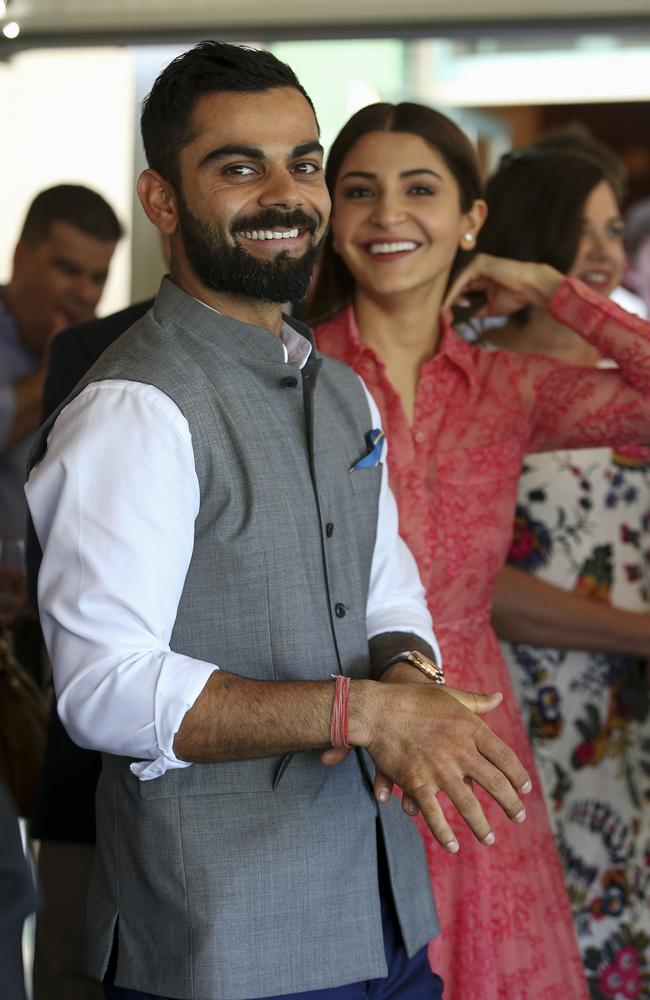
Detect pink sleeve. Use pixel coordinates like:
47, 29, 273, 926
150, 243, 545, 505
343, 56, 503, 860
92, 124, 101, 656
520, 278, 650, 452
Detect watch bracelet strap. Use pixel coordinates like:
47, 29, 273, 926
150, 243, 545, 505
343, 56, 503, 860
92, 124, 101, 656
379, 650, 446, 684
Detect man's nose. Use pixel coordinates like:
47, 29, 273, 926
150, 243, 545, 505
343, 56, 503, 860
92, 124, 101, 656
71, 275, 104, 309
258, 167, 304, 208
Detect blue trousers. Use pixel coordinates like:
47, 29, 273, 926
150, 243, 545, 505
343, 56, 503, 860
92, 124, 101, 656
104, 836, 442, 1000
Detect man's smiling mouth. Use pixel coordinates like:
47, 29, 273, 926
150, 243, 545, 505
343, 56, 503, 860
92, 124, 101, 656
240, 228, 301, 241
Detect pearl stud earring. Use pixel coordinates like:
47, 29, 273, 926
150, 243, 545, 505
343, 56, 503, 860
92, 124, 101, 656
463, 233, 474, 244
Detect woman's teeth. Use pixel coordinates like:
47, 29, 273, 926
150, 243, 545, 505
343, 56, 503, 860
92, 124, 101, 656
241, 228, 300, 240
368, 241, 418, 254
583, 270, 610, 283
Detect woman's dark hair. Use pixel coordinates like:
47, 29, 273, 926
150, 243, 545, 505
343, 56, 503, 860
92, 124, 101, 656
141, 40, 317, 189
477, 128, 625, 324
306, 102, 482, 325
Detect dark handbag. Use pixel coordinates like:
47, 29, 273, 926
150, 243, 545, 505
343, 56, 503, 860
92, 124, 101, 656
0, 635, 47, 817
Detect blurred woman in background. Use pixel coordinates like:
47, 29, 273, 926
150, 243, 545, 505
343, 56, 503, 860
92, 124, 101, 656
477, 136, 650, 996
308, 102, 650, 998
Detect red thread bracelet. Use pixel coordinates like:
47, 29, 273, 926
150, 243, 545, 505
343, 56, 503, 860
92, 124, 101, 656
330, 675, 351, 748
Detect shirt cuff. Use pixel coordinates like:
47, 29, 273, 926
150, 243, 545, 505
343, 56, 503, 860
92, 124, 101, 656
131, 657, 219, 781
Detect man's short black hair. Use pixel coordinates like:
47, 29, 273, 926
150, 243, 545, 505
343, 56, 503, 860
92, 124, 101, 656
140, 40, 318, 189
20, 184, 123, 245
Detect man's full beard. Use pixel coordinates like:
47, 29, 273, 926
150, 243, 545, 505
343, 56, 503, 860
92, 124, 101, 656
177, 197, 323, 304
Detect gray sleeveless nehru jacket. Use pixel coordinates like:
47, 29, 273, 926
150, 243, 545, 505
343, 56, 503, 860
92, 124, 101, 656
31, 278, 438, 1000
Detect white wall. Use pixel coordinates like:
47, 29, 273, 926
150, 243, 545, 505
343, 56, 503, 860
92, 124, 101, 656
0, 47, 135, 316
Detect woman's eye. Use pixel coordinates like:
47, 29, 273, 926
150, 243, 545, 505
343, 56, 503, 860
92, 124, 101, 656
342, 186, 373, 199
408, 185, 434, 196
607, 222, 624, 240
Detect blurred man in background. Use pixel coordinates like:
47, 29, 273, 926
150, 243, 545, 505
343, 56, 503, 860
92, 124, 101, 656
0, 184, 122, 538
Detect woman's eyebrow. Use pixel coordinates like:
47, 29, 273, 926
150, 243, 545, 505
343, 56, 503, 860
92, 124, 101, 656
339, 168, 443, 181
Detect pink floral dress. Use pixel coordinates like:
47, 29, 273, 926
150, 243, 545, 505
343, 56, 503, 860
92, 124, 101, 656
315, 278, 650, 1000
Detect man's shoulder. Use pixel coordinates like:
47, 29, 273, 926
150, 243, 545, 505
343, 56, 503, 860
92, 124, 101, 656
50, 299, 154, 364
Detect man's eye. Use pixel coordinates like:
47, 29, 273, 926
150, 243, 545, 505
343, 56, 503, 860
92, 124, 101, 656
55, 261, 81, 277
225, 164, 256, 176
293, 162, 320, 175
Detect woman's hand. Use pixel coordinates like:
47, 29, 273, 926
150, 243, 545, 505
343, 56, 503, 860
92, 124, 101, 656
442, 253, 565, 321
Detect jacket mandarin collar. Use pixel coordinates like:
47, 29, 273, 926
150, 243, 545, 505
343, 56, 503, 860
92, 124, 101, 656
152, 276, 319, 367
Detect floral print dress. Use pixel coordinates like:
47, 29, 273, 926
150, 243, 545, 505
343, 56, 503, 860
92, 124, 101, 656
503, 437, 650, 1000
315, 279, 650, 1000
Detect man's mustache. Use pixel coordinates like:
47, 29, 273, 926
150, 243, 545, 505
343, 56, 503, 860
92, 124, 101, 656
232, 209, 318, 236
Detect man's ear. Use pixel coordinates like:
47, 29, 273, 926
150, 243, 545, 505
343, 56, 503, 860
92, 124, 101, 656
137, 170, 179, 236
12, 239, 32, 278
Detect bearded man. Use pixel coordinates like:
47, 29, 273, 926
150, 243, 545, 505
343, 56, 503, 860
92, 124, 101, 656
26, 41, 531, 1000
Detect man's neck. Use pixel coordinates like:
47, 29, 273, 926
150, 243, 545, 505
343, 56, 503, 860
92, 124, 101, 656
170, 267, 284, 334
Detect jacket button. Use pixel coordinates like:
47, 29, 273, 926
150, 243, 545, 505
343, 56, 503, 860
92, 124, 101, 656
335, 603, 346, 618
325, 522, 335, 538
281, 376, 298, 388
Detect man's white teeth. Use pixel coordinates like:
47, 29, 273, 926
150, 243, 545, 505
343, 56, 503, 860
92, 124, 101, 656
369, 241, 418, 254
241, 228, 300, 240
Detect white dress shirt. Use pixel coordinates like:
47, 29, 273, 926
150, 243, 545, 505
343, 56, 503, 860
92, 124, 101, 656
26, 315, 438, 781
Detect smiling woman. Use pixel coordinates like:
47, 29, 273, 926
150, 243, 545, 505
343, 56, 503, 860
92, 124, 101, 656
308, 101, 650, 999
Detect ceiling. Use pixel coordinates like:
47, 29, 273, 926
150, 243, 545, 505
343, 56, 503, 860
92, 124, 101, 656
4, 0, 650, 46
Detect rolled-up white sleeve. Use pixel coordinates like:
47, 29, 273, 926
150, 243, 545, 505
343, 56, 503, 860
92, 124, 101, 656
25, 380, 218, 781
360, 380, 441, 664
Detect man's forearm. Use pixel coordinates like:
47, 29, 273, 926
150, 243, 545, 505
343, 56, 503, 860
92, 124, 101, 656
174, 631, 438, 763
173, 671, 376, 763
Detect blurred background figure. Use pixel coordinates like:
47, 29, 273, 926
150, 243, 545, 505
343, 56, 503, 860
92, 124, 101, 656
478, 137, 650, 994
0, 184, 122, 540
0, 183, 121, 999
624, 197, 650, 319
0, 780, 37, 1000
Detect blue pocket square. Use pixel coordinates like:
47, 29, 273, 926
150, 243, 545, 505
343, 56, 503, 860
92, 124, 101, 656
349, 428, 385, 471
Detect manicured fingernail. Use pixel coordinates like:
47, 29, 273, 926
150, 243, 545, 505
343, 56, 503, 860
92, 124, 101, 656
520, 780, 533, 794
483, 832, 496, 846
378, 787, 390, 803
446, 839, 460, 854
515, 809, 526, 824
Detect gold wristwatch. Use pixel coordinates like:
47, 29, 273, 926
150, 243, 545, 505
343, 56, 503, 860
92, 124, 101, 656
383, 650, 446, 685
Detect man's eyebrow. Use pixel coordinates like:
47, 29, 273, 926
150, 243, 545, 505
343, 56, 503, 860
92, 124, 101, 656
339, 168, 443, 182
198, 144, 265, 168
199, 141, 324, 170
292, 141, 324, 159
